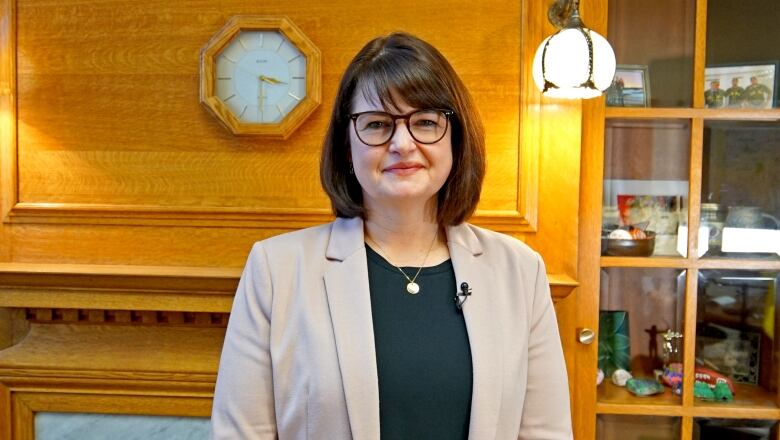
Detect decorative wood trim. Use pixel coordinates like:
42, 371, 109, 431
11, 392, 33, 440
0, 323, 224, 380
548, 273, 578, 301
8, 392, 212, 440
0, 0, 17, 224
15, 392, 213, 416
0, 259, 575, 311
5, 203, 538, 233
0, 1, 541, 233
0, 383, 11, 440
0, 371, 217, 386
23, 309, 228, 327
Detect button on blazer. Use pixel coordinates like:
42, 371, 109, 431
210, 217, 572, 440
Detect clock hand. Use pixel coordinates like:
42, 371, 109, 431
259, 81, 266, 111
259, 75, 288, 85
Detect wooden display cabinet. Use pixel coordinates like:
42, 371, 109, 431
580, 0, 780, 438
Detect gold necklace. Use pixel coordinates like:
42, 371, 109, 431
366, 230, 438, 295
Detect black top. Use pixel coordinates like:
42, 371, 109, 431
365, 244, 473, 440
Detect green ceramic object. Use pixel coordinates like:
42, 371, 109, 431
713, 382, 734, 401
694, 381, 716, 400
598, 311, 631, 375
625, 378, 664, 396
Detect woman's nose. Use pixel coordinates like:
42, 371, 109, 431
388, 120, 416, 153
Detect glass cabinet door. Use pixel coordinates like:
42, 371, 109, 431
602, 119, 690, 258
588, 0, 780, 438
695, 270, 779, 409
598, 268, 686, 405
598, 415, 682, 440
607, 0, 696, 108
700, 121, 780, 259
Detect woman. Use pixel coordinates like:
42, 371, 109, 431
210, 32, 572, 440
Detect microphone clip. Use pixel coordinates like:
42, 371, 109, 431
455, 282, 472, 310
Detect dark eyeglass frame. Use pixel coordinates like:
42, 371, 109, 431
349, 108, 455, 146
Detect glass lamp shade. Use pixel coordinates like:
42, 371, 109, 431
532, 27, 616, 99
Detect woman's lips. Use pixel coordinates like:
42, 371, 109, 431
384, 163, 423, 175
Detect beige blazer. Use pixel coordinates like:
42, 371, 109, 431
210, 217, 572, 440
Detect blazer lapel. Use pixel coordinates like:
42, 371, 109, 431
323, 217, 380, 440
447, 223, 503, 440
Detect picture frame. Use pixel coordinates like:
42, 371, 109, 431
606, 65, 651, 107
704, 62, 778, 109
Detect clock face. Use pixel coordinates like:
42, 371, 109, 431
214, 30, 307, 124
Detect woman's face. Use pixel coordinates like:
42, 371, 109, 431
348, 87, 453, 213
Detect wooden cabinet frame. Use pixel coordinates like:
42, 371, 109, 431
579, 0, 780, 438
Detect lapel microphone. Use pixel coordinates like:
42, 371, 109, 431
455, 282, 472, 310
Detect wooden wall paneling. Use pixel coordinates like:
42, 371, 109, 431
3, 0, 538, 234
0, 0, 16, 239
0, 0, 586, 435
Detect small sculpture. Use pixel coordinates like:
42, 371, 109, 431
611, 368, 632, 386
694, 366, 735, 394
626, 378, 664, 396
694, 381, 716, 400
713, 382, 734, 402
661, 364, 683, 395
693, 381, 734, 402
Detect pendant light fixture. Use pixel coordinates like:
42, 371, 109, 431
532, 0, 616, 99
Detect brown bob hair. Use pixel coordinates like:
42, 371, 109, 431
320, 32, 486, 226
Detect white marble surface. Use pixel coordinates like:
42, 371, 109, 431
35, 412, 210, 440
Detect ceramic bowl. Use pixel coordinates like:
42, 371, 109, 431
602, 230, 656, 257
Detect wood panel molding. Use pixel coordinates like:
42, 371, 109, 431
8, 392, 213, 440
0, 262, 577, 312
0, 323, 223, 381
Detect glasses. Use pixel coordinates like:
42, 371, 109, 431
349, 108, 454, 146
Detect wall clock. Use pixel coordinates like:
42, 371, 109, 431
200, 16, 321, 138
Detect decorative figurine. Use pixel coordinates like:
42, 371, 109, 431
713, 382, 734, 401
693, 381, 734, 402
611, 368, 632, 387
597, 368, 605, 386
694, 366, 735, 394
661, 364, 683, 395
694, 381, 716, 400
662, 330, 683, 368
644, 324, 665, 369
626, 378, 665, 396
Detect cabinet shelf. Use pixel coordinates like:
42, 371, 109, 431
606, 107, 780, 121
597, 382, 780, 419
600, 257, 780, 270
597, 381, 682, 416
694, 383, 780, 419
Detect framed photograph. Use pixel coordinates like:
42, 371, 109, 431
606, 65, 650, 107
704, 62, 778, 109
